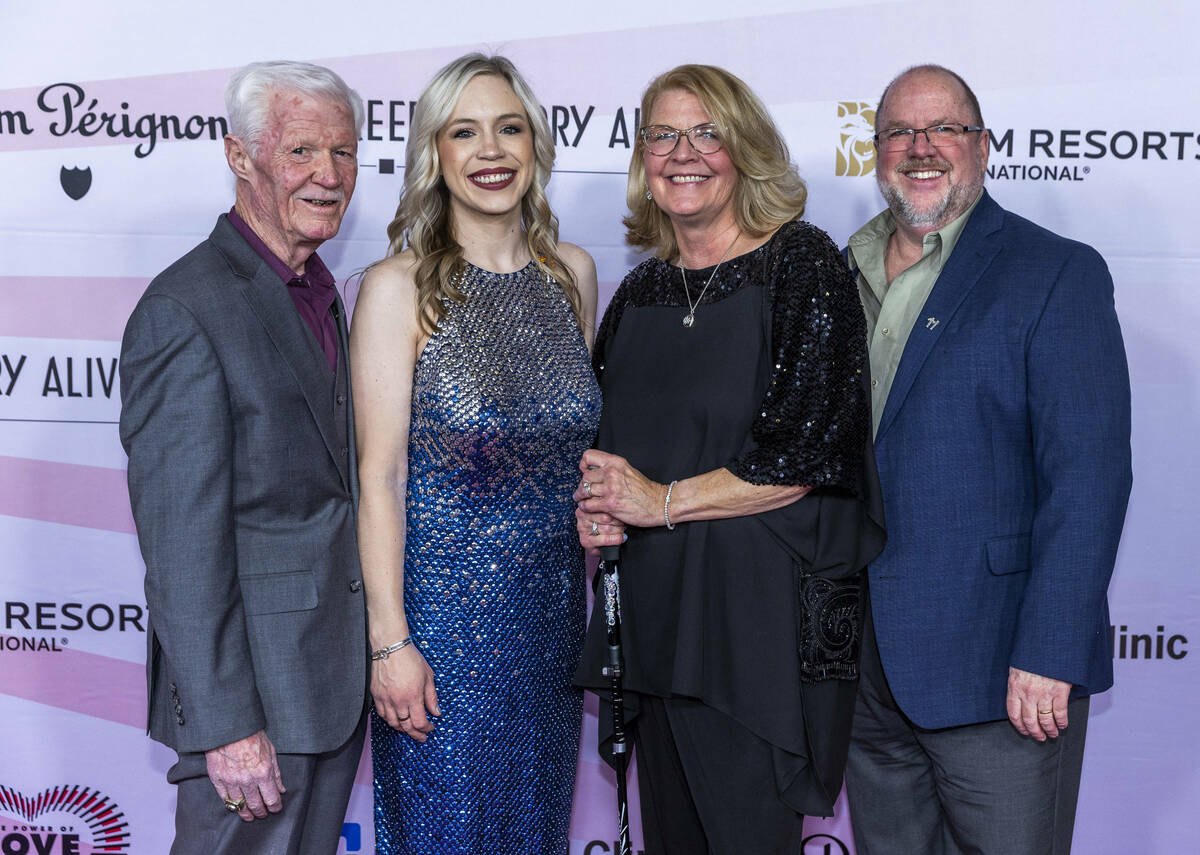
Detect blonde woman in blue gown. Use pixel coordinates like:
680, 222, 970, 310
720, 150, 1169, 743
351, 54, 600, 854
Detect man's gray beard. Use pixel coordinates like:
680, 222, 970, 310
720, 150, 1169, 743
878, 178, 979, 230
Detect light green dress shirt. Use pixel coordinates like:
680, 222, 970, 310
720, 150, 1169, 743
846, 192, 983, 436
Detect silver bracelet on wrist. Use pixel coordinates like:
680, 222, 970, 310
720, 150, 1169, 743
664, 480, 678, 530
371, 636, 413, 660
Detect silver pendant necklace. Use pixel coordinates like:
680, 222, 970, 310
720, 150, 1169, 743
679, 233, 740, 328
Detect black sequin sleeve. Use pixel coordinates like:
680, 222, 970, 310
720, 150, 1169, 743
727, 221, 870, 492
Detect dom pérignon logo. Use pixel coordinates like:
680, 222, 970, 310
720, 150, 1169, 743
0, 784, 130, 853
59, 166, 92, 200
837, 101, 877, 177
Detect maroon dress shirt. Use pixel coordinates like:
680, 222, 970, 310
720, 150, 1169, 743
228, 209, 339, 372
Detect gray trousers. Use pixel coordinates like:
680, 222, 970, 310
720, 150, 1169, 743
845, 613, 1088, 855
168, 712, 366, 855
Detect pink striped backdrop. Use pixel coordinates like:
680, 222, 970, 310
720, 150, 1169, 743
3, 2, 1198, 852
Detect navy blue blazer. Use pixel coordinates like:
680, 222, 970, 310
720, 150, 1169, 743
864, 191, 1131, 730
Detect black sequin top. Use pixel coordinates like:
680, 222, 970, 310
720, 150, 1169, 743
576, 220, 886, 817
594, 220, 870, 491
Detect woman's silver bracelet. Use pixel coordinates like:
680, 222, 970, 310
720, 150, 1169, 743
664, 480, 678, 530
371, 636, 413, 661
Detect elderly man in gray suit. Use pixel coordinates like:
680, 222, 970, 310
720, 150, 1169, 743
120, 60, 368, 854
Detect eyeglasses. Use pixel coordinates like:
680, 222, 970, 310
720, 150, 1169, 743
873, 123, 985, 152
639, 124, 724, 156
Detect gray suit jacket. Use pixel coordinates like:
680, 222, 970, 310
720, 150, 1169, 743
120, 214, 368, 755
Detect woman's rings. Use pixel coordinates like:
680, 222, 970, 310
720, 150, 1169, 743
583, 480, 592, 497
591, 521, 600, 536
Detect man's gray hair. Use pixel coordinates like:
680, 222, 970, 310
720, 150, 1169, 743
225, 60, 364, 156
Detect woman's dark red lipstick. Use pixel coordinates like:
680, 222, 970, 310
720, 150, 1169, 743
469, 168, 516, 190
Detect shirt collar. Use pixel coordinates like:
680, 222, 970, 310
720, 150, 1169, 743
227, 207, 334, 291
850, 190, 984, 248
846, 190, 985, 281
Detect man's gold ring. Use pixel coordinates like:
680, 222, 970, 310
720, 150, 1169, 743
223, 796, 247, 812
1037, 708, 1054, 715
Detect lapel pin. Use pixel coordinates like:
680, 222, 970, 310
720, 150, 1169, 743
926, 317, 940, 330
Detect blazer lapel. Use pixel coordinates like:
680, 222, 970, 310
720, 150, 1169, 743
875, 192, 1005, 443
211, 217, 347, 491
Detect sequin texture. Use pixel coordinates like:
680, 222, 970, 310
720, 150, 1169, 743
373, 261, 600, 854
595, 220, 869, 492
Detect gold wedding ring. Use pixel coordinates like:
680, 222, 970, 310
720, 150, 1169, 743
1037, 708, 1054, 715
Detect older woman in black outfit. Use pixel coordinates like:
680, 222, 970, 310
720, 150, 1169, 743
573, 65, 886, 854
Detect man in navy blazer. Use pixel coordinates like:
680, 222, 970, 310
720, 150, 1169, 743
842, 65, 1131, 854
120, 61, 368, 854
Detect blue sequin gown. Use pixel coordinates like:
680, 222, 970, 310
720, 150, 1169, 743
372, 261, 601, 855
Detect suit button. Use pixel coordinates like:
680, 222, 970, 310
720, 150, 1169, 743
169, 682, 178, 693
176, 714, 186, 725
349, 579, 363, 593
336, 394, 346, 405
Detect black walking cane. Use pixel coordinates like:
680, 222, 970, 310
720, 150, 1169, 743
599, 543, 633, 855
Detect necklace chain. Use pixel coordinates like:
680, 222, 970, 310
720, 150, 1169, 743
679, 233, 740, 328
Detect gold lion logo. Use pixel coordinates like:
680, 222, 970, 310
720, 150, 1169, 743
837, 101, 877, 177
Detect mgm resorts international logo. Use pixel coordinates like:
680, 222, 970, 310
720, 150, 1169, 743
837, 102, 878, 177
836, 101, 1200, 182
0, 784, 130, 853
2, 600, 146, 654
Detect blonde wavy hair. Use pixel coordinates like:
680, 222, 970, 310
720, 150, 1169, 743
385, 54, 580, 334
624, 64, 808, 260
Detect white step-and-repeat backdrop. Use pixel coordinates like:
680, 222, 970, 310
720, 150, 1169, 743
3, 1, 1197, 852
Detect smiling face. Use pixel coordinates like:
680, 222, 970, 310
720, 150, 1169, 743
436, 74, 535, 224
229, 88, 358, 272
875, 69, 988, 234
642, 88, 739, 233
